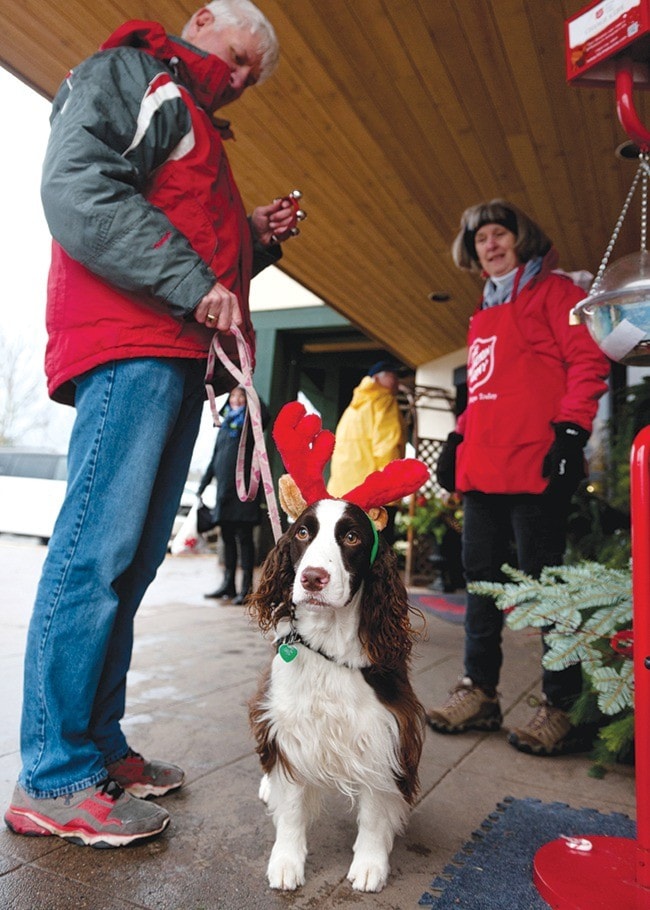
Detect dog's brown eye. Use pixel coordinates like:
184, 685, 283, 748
343, 531, 360, 545
295, 526, 310, 540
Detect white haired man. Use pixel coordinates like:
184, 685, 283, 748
5, 1, 295, 846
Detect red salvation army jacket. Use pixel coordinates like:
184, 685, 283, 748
455, 251, 610, 494
41, 21, 279, 404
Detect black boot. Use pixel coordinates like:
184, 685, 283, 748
231, 571, 253, 606
204, 570, 236, 600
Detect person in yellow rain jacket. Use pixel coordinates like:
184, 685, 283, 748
327, 360, 408, 542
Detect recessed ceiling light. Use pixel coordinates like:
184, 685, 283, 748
616, 140, 643, 159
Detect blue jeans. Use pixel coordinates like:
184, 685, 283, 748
19, 358, 205, 798
462, 491, 582, 709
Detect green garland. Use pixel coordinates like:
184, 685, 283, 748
470, 561, 633, 775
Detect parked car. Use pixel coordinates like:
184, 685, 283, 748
0, 447, 203, 547
0, 448, 67, 542
169, 481, 201, 545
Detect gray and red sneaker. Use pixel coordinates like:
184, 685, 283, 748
106, 748, 184, 798
4, 779, 169, 847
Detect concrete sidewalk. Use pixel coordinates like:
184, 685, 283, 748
0, 539, 636, 910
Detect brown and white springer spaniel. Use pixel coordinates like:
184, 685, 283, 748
248, 497, 425, 893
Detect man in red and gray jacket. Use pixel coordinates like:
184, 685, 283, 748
5, 1, 296, 847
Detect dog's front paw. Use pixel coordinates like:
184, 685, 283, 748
347, 854, 390, 892
267, 851, 306, 891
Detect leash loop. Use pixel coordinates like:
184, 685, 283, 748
205, 325, 282, 542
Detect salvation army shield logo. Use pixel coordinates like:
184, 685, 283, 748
467, 336, 496, 392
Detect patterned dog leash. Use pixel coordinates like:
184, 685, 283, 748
203, 190, 307, 543
205, 324, 283, 543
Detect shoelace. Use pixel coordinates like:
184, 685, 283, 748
526, 704, 564, 734
447, 684, 476, 706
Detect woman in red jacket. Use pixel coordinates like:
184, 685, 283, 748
427, 200, 610, 756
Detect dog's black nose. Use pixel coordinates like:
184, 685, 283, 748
301, 566, 330, 592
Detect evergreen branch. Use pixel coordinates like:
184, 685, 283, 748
542, 636, 601, 671
583, 600, 633, 636
594, 712, 635, 757
591, 662, 635, 715
470, 561, 635, 752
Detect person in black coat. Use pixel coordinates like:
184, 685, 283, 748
197, 387, 267, 604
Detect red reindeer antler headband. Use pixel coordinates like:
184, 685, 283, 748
272, 401, 429, 520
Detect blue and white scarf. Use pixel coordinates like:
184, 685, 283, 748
481, 257, 542, 309
222, 404, 246, 437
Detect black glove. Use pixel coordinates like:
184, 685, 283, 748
436, 432, 463, 492
542, 422, 590, 499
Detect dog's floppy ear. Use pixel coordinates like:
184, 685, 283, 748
247, 532, 295, 632
359, 544, 419, 669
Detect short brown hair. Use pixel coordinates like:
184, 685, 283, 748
451, 199, 552, 273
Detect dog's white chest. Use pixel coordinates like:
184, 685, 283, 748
268, 649, 400, 793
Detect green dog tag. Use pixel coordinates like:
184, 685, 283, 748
279, 643, 298, 663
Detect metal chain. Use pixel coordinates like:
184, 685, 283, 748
592, 153, 650, 294
642, 152, 649, 253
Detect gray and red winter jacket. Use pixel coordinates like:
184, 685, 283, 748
41, 21, 280, 404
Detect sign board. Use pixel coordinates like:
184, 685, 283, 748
566, 0, 650, 86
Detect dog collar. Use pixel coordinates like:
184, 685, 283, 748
276, 624, 356, 669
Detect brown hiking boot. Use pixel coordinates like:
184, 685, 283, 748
426, 677, 502, 733
508, 700, 592, 756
